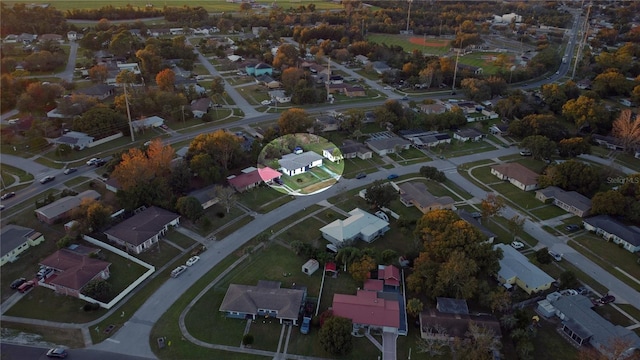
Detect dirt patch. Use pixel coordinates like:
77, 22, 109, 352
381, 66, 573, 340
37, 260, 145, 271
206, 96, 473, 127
408, 37, 449, 47
1, 323, 85, 348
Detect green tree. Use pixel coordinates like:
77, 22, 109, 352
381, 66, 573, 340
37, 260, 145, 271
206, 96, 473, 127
277, 108, 313, 135
521, 135, 557, 160
559, 270, 579, 289
273, 43, 299, 70
540, 83, 568, 113
562, 95, 609, 130
380, 249, 398, 265
407, 298, 424, 318
319, 316, 353, 355
534, 248, 552, 264
591, 190, 627, 217
72, 198, 112, 233
538, 160, 601, 197
558, 137, 591, 157
480, 193, 505, 221
507, 215, 525, 241
420, 166, 446, 182
210, 76, 225, 99
82, 279, 112, 301
176, 196, 204, 221
335, 247, 362, 271
188, 130, 242, 171
73, 107, 128, 139
364, 180, 396, 209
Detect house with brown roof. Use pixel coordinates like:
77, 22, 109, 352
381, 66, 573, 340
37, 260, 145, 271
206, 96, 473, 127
219, 280, 306, 325
535, 186, 592, 217
104, 206, 180, 254
39, 34, 64, 43
491, 163, 539, 191
39, 248, 111, 298
35, 190, 101, 225
398, 182, 454, 214
418, 103, 447, 115
189, 98, 213, 118
227, 166, 282, 192
0, 225, 45, 266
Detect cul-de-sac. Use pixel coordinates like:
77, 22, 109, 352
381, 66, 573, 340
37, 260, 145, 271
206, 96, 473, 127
1, 1, 640, 359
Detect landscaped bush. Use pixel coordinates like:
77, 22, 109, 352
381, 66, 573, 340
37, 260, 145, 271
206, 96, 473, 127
242, 334, 254, 346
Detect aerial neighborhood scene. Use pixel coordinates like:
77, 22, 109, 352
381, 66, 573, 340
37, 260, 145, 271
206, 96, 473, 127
1, 0, 640, 359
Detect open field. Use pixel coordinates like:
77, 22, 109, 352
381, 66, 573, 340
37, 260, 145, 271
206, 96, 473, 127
2, 0, 341, 12
367, 34, 450, 56
456, 52, 508, 75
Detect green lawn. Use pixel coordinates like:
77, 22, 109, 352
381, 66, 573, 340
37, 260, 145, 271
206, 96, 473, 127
491, 182, 540, 210
187, 204, 247, 236
367, 33, 450, 56
277, 217, 327, 246
457, 52, 508, 75
470, 165, 500, 185
438, 139, 497, 158
529, 204, 568, 220
237, 186, 291, 212
165, 229, 197, 249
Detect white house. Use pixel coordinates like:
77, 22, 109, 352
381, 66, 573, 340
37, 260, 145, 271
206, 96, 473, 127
132, 116, 165, 131
104, 206, 180, 254
365, 137, 411, 156
494, 243, 554, 294
0, 225, 45, 266
322, 148, 343, 162
53, 131, 95, 150
320, 208, 390, 246
583, 215, 640, 253
278, 151, 323, 176
491, 163, 539, 191
67, 31, 77, 41
453, 128, 484, 142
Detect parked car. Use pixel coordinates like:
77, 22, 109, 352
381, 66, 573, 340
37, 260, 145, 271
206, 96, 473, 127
171, 265, 187, 278
63, 168, 77, 175
387, 174, 399, 180
46, 348, 68, 358
39, 176, 55, 184
300, 316, 311, 334
1, 192, 16, 200
326, 244, 338, 253
186, 256, 200, 267
511, 241, 525, 250
94, 159, 107, 167
565, 224, 580, 232
548, 251, 563, 261
37, 267, 53, 279
261, 99, 272, 106
599, 294, 615, 304
18, 280, 35, 293
519, 150, 532, 156
577, 286, 589, 295
10, 278, 26, 289
273, 178, 283, 185
355, 172, 367, 179
86, 158, 100, 166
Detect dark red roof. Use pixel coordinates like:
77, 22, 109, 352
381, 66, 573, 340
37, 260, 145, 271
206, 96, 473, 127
332, 290, 400, 328
40, 249, 111, 291
364, 279, 384, 292
325, 262, 337, 272
379, 265, 400, 287
228, 167, 281, 190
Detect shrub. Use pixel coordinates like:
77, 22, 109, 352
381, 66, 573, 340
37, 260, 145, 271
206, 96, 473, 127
242, 334, 254, 346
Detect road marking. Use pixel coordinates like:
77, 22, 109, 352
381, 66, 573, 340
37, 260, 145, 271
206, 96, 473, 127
106, 338, 120, 343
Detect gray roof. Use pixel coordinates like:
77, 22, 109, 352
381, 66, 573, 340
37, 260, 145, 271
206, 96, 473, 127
219, 281, 305, 320
457, 210, 496, 240
583, 215, 640, 246
536, 186, 592, 212
320, 208, 389, 243
553, 295, 640, 350
398, 182, 454, 209
436, 297, 469, 315
495, 243, 554, 290
0, 225, 39, 257
35, 190, 101, 220
455, 128, 484, 138
74, 84, 115, 97
278, 151, 323, 172
104, 206, 180, 246
366, 137, 411, 152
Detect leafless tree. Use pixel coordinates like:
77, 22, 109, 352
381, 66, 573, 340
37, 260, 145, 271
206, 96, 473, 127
612, 109, 640, 153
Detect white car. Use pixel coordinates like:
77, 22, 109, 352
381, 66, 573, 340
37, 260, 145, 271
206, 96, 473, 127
511, 241, 525, 250
86, 158, 100, 166
261, 99, 272, 106
171, 265, 187, 278
186, 256, 200, 266
548, 251, 563, 261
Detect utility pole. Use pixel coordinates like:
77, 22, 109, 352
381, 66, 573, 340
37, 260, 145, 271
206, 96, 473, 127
123, 83, 135, 142
572, 2, 591, 80
406, 0, 413, 34
452, 35, 463, 94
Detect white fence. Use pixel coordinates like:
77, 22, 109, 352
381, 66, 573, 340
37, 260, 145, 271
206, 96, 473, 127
83, 235, 155, 309
87, 132, 123, 148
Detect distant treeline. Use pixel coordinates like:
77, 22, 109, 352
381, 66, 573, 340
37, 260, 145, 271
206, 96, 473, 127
66, 5, 163, 21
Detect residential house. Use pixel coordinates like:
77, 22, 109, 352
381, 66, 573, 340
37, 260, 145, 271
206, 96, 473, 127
16, 33, 37, 44
189, 98, 213, 118
420, 297, 501, 343
66, 31, 77, 41
583, 215, 640, 253
219, 280, 306, 325
489, 124, 509, 135
39, 248, 111, 298
411, 133, 451, 148
131, 116, 165, 131
457, 210, 496, 242
576, 78, 591, 90
4, 34, 19, 43
365, 137, 411, 156
315, 115, 341, 132
53, 131, 95, 150
73, 84, 116, 100
104, 178, 121, 194
39, 34, 64, 43
453, 128, 484, 142
150, 28, 171, 37
35, 190, 101, 225
255, 74, 281, 89
377, 264, 401, 290
417, 103, 447, 115
620, 98, 633, 107
104, 206, 180, 254
491, 163, 539, 191
494, 243, 554, 294
355, 55, 369, 65
246, 62, 273, 76
535, 186, 592, 217
398, 182, 454, 214
227, 167, 282, 192
592, 134, 625, 151
332, 290, 401, 334
0, 225, 45, 266
278, 151, 323, 176
371, 61, 391, 74
457, 63, 483, 75
322, 148, 343, 163
188, 185, 219, 210
268, 90, 291, 104
552, 294, 640, 356
340, 140, 372, 160
320, 208, 390, 245
344, 86, 366, 97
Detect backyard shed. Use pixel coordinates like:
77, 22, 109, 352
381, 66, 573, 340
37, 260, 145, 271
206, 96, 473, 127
302, 259, 319, 276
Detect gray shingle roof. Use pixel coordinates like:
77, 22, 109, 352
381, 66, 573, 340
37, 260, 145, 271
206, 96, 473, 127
0, 225, 38, 257
219, 281, 305, 320
104, 206, 180, 246
583, 215, 640, 246
536, 186, 592, 212
278, 151, 323, 172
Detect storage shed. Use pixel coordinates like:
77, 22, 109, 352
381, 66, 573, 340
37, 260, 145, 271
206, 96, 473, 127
302, 259, 319, 276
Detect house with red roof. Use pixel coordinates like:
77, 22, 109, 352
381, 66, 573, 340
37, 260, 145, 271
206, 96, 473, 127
490, 162, 539, 191
39, 248, 111, 298
378, 264, 401, 289
227, 166, 282, 192
332, 290, 401, 333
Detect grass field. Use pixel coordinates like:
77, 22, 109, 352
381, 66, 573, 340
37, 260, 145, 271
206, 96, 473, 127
2, 0, 342, 12
456, 52, 507, 75
367, 33, 451, 56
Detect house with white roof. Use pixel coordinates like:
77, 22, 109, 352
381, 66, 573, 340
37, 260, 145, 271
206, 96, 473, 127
320, 208, 390, 246
131, 116, 165, 131
278, 151, 323, 176
494, 243, 554, 294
